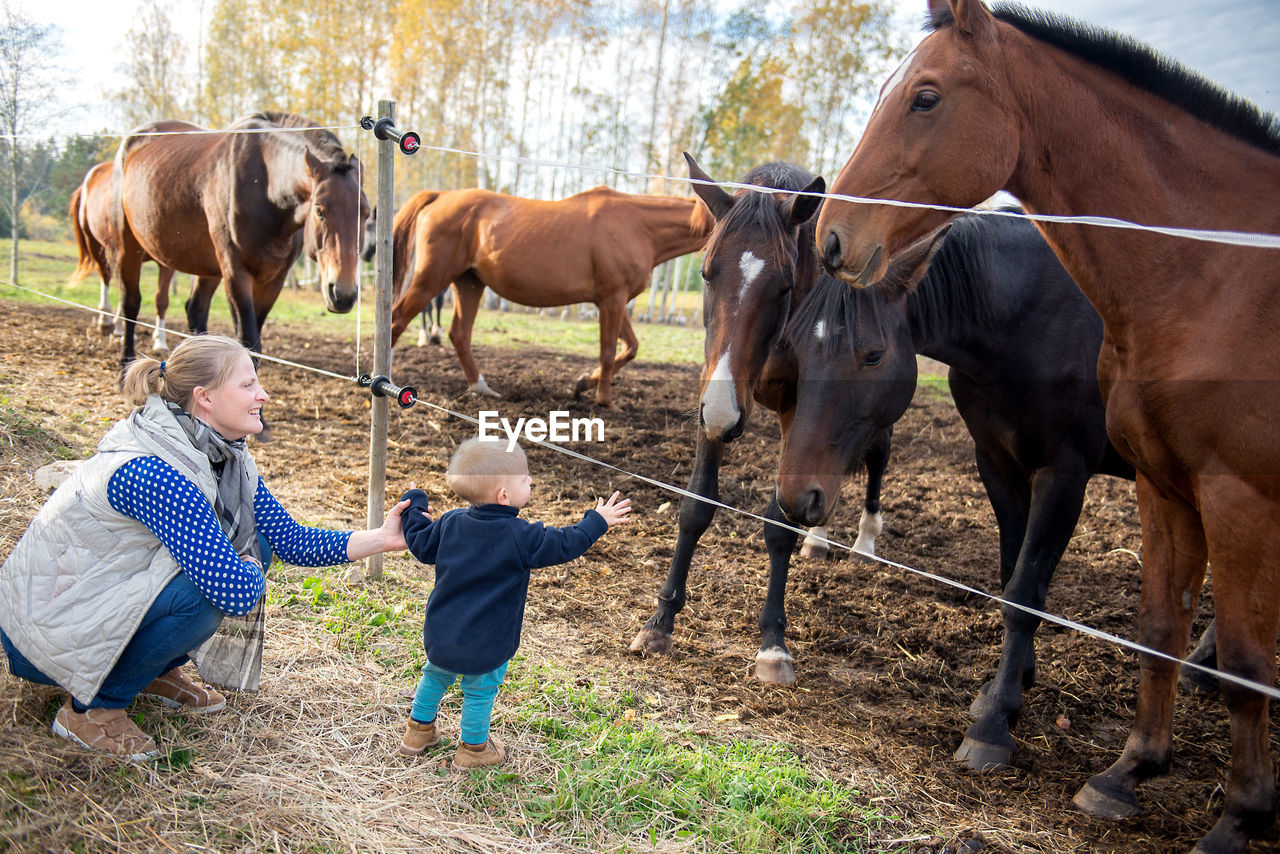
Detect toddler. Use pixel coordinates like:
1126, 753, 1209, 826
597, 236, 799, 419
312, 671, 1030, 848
397, 436, 630, 768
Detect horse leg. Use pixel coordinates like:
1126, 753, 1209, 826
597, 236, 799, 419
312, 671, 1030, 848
117, 251, 146, 375
756, 494, 801, 684
1074, 474, 1207, 820
431, 292, 445, 344
966, 448, 1031, 717
186, 276, 219, 333
448, 276, 499, 398
956, 455, 1090, 772
1184, 490, 1279, 854
97, 280, 119, 336
854, 426, 892, 556
417, 309, 430, 347
580, 298, 625, 407
152, 266, 174, 353
630, 433, 725, 654
1180, 618, 1219, 693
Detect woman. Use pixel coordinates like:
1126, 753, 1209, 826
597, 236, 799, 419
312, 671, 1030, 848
0, 334, 409, 761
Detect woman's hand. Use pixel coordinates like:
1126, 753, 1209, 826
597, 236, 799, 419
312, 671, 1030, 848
345, 498, 412, 561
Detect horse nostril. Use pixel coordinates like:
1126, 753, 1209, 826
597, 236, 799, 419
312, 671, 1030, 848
822, 231, 842, 271
802, 488, 826, 525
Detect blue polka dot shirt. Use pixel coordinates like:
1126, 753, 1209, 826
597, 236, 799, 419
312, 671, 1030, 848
107, 456, 353, 616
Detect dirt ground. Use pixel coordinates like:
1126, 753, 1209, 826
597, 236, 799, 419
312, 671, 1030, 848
2, 299, 1277, 853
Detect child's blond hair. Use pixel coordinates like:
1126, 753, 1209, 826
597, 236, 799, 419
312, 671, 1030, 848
446, 437, 529, 504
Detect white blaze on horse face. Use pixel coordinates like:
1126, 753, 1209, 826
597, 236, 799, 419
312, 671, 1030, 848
701, 350, 740, 437
876, 47, 920, 109
814, 318, 828, 341
738, 250, 764, 302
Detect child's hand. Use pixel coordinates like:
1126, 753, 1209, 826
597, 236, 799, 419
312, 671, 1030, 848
594, 491, 632, 528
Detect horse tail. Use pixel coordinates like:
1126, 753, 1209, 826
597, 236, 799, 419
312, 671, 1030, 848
68, 183, 98, 286
391, 190, 442, 297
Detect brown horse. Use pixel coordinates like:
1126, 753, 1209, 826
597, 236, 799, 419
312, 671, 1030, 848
111, 112, 369, 373
69, 161, 186, 352
388, 186, 714, 407
815, 2, 1280, 852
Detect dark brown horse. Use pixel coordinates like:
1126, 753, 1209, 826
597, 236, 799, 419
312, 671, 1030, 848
815, 2, 1280, 851
776, 209, 1137, 772
111, 112, 369, 372
630, 156, 902, 685
388, 185, 714, 407
69, 161, 180, 351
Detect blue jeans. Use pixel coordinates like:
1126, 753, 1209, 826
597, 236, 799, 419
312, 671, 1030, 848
2, 570, 223, 710
411, 659, 509, 745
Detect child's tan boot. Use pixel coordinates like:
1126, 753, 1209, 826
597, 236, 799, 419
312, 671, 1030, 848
399, 718, 439, 756
451, 736, 505, 770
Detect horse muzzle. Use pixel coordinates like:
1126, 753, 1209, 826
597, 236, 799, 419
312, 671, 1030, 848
324, 280, 358, 313
777, 485, 828, 527
821, 232, 884, 287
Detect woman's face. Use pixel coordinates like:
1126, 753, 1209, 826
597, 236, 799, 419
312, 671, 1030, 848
191, 352, 269, 440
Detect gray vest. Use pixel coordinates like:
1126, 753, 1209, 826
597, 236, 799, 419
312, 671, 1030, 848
0, 396, 258, 704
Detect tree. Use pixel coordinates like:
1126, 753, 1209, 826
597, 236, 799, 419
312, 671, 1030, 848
110, 0, 192, 128
0, 1, 63, 281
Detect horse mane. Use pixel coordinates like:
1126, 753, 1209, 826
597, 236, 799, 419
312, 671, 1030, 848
928, 4, 1280, 157
233, 111, 354, 171
702, 162, 819, 269
782, 269, 894, 360
903, 210, 1005, 344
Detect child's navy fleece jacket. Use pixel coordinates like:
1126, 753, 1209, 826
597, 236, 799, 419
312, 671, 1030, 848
400, 488, 608, 674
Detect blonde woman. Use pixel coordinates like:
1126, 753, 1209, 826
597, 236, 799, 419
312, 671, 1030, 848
0, 334, 408, 760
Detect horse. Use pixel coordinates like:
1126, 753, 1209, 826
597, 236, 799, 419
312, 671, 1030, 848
387, 185, 714, 407
110, 111, 369, 378
363, 206, 445, 346
775, 208, 1138, 772
629, 155, 904, 684
814, 2, 1280, 850
68, 161, 180, 352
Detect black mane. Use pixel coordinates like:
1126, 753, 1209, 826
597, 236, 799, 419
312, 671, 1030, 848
930, 3, 1280, 156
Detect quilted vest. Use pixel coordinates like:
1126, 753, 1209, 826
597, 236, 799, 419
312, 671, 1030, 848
0, 395, 258, 704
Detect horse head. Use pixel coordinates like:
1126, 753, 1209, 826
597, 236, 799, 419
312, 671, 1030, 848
816, 0, 1016, 286
303, 150, 370, 313
686, 153, 824, 443
774, 229, 946, 526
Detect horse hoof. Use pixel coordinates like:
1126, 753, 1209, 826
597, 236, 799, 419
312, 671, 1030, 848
754, 649, 796, 685
629, 628, 672, 655
954, 737, 1013, 772
799, 542, 829, 560
1179, 668, 1220, 695
1072, 779, 1140, 820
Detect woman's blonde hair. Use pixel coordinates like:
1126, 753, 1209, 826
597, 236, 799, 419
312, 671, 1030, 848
121, 334, 252, 409
446, 437, 528, 504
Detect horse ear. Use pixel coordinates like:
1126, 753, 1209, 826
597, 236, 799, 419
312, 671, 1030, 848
304, 148, 326, 178
783, 176, 825, 228
945, 0, 997, 40
348, 153, 362, 180
684, 151, 733, 220
877, 222, 951, 293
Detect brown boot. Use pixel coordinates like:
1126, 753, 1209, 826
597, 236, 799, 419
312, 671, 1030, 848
52, 699, 160, 762
142, 667, 226, 714
399, 718, 439, 756
452, 735, 505, 770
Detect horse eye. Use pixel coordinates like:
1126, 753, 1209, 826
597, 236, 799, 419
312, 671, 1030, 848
314, 207, 327, 221
911, 90, 940, 112
863, 350, 885, 367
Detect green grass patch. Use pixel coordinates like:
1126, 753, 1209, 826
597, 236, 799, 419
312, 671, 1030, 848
263, 563, 900, 852
0, 240, 705, 367
915, 372, 953, 404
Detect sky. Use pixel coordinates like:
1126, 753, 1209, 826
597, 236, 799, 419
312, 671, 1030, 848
32, 0, 1280, 141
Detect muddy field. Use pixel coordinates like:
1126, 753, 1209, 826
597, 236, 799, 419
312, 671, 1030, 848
2, 299, 1277, 853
